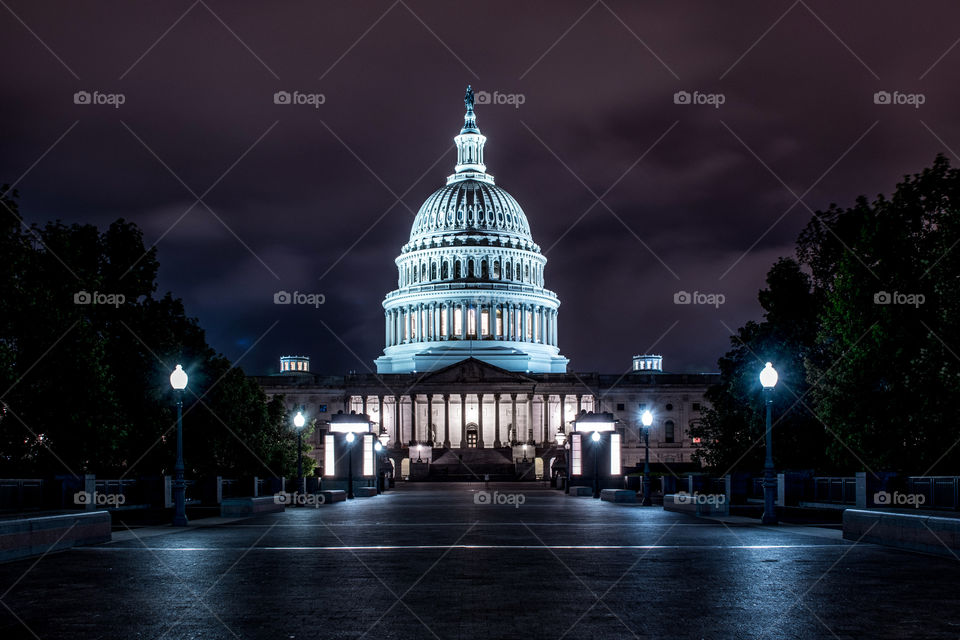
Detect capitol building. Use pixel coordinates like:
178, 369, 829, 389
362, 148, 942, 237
254, 88, 718, 477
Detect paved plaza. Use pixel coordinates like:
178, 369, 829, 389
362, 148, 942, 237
1, 484, 958, 639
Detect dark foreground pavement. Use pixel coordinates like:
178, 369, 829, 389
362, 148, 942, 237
1, 483, 959, 639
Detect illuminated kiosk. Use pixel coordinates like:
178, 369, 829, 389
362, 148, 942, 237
324, 411, 377, 498
567, 412, 622, 498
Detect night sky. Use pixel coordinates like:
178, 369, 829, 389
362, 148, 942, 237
2, 1, 958, 376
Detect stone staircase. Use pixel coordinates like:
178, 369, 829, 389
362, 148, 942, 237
426, 447, 518, 481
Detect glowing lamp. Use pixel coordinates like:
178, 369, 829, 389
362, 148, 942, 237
293, 411, 305, 429
591, 431, 601, 442
169, 364, 188, 390
346, 432, 355, 443
641, 410, 653, 427
760, 362, 778, 389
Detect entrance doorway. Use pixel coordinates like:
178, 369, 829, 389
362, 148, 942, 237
465, 423, 478, 448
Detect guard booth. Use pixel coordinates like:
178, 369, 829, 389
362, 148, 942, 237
324, 411, 376, 498
568, 412, 622, 498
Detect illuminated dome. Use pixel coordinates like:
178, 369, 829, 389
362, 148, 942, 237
407, 180, 534, 247
375, 87, 568, 375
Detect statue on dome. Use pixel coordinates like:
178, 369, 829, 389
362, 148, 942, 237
464, 85, 474, 112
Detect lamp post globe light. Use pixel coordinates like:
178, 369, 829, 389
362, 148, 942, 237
169, 364, 188, 527
640, 410, 653, 506
591, 430, 601, 499
759, 362, 779, 525
346, 431, 356, 499
293, 410, 306, 496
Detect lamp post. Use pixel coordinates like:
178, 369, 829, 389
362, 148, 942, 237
640, 410, 653, 506
591, 430, 601, 499
346, 431, 355, 499
169, 364, 188, 526
293, 410, 305, 496
759, 362, 779, 525
378, 430, 390, 493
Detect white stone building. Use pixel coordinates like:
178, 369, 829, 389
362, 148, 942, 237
253, 89, 718, 477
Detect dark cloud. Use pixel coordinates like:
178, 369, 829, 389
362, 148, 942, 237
2, 0, 959, 375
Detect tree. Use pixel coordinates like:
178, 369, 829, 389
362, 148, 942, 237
691, 259, 824, 472
0, 186, 303, 479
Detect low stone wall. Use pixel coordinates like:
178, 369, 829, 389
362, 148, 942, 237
354, 487, 378, 497
568, 486, 593, 497
220, 497, 284, 517
843, 509, 960, 556
663, 493, 729, 516
319, 490, 347, 503
0, 511, 111, 562
600, 489, 637, 503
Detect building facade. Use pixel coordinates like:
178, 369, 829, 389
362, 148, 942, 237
253, 88, 718, 476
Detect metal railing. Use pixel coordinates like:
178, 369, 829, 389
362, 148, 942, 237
0, 478, 44, 511
907, 476, 959, 510
813, 476, 857, 504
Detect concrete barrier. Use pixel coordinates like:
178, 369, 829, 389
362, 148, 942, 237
319, 490, 347, 503
0, 511, 111, 562
354, 487, 377, 497
220, 496, 284, 517
568, 486, 593, 497
600, 489, 637, 503
843, 509, 960, 556
663, 493, 729, 516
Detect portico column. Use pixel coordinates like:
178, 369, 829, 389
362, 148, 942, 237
494, 394, 502, 448
393, 395, 400, 448
410, 394, 417, 444
510, 393, 518, 445
520, 304, 526, 342
561, 394, 568, 434
542, 394, 549, 444
526, 393, 534, 443
427, 394, 434, 443
362, 395, 368, 416
460, 301, 467, 339
477, 393, 485, 448
460, 394, 467, 446
377, 395, 384, 436
443, 394, 451, 448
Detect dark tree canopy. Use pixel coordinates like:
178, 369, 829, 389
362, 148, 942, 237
0, 186, 311, 479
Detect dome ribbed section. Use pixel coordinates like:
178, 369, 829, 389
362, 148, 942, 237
409, 179, 532, 243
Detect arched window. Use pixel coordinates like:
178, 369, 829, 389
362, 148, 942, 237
431, 262, 437, 280
524, 264, 530, 281
454, 260, 462, 279
664, 420, 675, 443
493, 260, 501, 279
481, 260, 489, 279
468, 259, 475, 277
442, 262, 449, 279
515, 263, 521, 280
421, 263, 427, 280
505, 261, 512, 280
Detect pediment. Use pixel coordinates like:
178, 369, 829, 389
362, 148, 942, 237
416, 357, 536, 385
